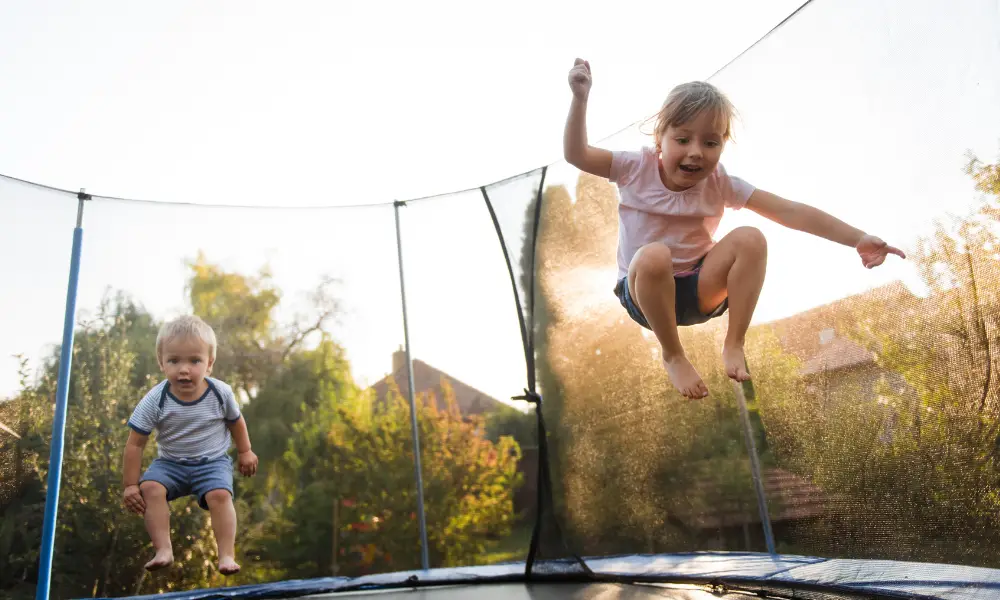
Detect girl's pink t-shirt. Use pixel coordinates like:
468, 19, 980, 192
610, 146, 756, 280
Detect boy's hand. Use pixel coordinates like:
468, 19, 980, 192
857, 234, 906, 268
123, 484, 145, 515
568, 58, 592, 101
238, 450, 258, 477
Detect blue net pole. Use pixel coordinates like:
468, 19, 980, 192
35, 191, 88, 600
393, 200, 431, 571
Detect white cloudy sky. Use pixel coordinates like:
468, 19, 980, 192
1, 0, 998, 404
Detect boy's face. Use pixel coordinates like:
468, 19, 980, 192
158, 335, 214, 397
658, 110, 727, 191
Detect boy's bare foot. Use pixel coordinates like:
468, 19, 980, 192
144, 549, 173, 572
722, 344, 751, 382
662, 354, 709, 399
219, 557, 241, 576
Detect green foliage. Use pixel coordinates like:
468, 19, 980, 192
265, 378, 521, 578
187, 252, 283, 395
484, 405, 537, 449
758, 147, 1000, 565
0, 302, 223, 597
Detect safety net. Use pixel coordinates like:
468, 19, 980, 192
2, 0, 1000, 598
0, 179, 82, 598
532, 0, 1000, 582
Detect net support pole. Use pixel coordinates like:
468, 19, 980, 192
733, 379, 776, 556
393, 200, 430, 572
36, 189, 89, 600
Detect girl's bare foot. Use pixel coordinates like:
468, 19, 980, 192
144, 549, 173, 572
219, 556, 241, 576
722, 344, 751, 382
663, 353, 709, 399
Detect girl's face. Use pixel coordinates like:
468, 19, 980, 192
657, 109, 727, 191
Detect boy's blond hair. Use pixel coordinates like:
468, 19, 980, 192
651, 81, 737, 150
156, 315, 217, 362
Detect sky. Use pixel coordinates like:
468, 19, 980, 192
2, 0, 999, 405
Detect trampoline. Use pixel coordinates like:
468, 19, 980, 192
3, 0, 1000, 599
117, 555, 1000, 599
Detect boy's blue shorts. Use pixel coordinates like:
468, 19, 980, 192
140, 455, 233, 510
614, 257, 728, 328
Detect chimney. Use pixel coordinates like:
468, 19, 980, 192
819, 328, 835, 345
393, 345, 407, 374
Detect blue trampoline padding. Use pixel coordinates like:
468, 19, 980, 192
101, 553, 1000, 600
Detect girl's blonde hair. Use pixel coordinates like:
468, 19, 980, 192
647, 81, 737, 149
156, 315, 217, 362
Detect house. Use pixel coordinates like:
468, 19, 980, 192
669, 282, 927, 549
761, 281, 921, 408
368, 347, 506, 416
670, 464, 832, 551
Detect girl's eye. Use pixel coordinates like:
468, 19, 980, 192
676, 138, 689, 144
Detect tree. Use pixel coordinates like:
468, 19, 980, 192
263, 378, 521, 578
747, 147, 1000, 566
484, 405, 536, 450
0, 359, 51, 600
186, 252, 339, 398
0, 297, 223, 599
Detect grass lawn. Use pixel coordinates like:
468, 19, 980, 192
479, 522, 534, 565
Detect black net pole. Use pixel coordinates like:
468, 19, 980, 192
481, 171, 592, 578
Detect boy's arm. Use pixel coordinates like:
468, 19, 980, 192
746, 189, 905, 267
122, 430, 147, 514
564, 59, 612, 179
123, 430, 147, 486
227, 416, 258, 476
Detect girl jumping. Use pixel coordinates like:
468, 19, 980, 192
563, 58, 904, 399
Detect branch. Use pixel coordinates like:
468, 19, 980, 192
282, 308, 335, 361
966, 251, 992, 417
0, 419, 21, 439
281, 277, 341, 360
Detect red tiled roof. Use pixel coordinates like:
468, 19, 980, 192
760, 281, 919, 364
671, 467, 830, 529
800, 337, 876, 376
368, 352, 504, 416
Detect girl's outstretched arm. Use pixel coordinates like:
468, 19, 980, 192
746, 189, 905, 268
564, 58, 612, 179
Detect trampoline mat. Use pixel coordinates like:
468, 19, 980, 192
299, 582, 885, 600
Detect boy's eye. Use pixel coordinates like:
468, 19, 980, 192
676, 138, 689, 144
192, 359, 201, 364
706, 141, 719, 148
168, 359, 178, 364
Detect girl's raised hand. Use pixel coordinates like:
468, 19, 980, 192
568, 58, 592, 100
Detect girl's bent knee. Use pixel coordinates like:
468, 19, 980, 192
733, 226, 767, 253
633, 243, 674, 280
